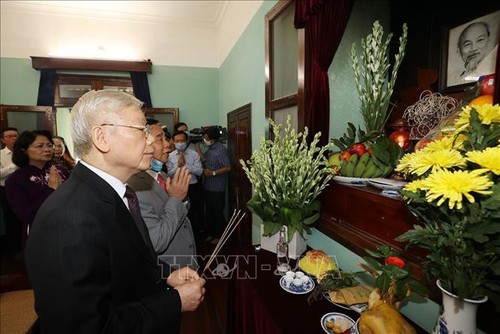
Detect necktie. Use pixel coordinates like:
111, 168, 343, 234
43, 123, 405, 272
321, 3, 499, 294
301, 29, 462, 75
157, 173, 166, 191
124, 185, 155, 253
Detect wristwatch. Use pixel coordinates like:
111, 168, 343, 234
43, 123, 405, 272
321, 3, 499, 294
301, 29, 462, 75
212, 170, 216, 176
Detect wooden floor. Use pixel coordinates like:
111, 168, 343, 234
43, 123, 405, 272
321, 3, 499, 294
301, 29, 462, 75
0, 234, 229, 334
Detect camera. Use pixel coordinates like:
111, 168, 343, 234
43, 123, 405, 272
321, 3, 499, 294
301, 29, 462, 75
189, 126, 227, 144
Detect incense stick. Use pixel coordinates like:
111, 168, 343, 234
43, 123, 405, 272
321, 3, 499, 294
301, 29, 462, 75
201, 209, 245, 275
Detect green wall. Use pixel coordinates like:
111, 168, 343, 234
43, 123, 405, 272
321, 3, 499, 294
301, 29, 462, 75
0, 58, 40, 105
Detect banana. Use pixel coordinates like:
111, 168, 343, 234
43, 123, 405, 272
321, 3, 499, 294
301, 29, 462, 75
353, 153, 369, 177
361, 159, 377, 178
380, 165, 393, 177
349, 154, 359, 166
343, 158, 356, 176
340, 160, 350, 176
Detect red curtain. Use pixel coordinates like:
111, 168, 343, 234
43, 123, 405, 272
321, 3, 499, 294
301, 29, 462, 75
295, 0, 354, 146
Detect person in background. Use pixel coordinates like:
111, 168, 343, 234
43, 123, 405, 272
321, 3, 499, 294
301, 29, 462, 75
167, 130, 204, 236
128, 119, 197, 270
52, 135, 76, 172
174, 122, 205, 163
161, 128, 173, 175
202, 127, 231, 245
5, 130, 68, 250
25, 90, 205, 333
0, 127, 21, 254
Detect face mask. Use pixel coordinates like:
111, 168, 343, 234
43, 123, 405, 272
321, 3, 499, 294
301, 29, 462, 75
204, 139, 213, 146
175, 143, 187, 151
150, 158, 163, 172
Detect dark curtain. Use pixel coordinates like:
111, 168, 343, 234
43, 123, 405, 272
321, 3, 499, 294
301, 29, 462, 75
36, 69, 56, 106
130, 72, 153, 108
295, 0, 354, 146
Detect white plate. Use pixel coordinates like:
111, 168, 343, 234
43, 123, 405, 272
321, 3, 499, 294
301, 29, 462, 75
279, 275, 315, 294
323, 293, 368, 314
350, 319, 360, 334
367, 178, 407, 191
333, 176, 369, 186
320, 312, 356, 334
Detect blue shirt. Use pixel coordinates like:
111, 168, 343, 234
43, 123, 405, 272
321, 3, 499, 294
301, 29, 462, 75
203, 142, 230, 192
166, 148, 203, 184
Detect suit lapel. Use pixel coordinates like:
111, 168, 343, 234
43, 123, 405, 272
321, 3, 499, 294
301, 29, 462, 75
73, 164, 157, 266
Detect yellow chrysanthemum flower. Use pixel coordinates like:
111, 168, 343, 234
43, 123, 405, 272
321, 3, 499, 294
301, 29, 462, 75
454, 107, 471, 132
423, 169, 493, 210
424, 136, 454, 151
475, 104, 500, 125
467, 147, 500, 175
454, 104, 500, 132
403, 179, 426, 193
395, 149, 466, 176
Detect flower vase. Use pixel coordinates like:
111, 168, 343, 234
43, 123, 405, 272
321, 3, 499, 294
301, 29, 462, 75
260, 224, 307, 260
432, 280, 487, 334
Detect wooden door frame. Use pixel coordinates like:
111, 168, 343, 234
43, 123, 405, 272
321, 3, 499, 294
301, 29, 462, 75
227, 103, 252, 247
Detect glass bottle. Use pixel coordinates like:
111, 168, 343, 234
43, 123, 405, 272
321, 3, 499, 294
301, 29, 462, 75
276, 225, 290, 273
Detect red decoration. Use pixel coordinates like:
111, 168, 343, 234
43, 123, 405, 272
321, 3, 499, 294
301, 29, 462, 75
385, 256, 405, 269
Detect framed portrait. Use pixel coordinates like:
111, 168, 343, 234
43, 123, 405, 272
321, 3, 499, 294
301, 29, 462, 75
439, 10, 500, 93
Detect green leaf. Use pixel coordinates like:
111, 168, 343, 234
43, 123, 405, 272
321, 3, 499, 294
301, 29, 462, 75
376, 273, 391, 293
363, 256, 383, 270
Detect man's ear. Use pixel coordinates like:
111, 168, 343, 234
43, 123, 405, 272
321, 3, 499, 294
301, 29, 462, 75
91, 126, 111, 153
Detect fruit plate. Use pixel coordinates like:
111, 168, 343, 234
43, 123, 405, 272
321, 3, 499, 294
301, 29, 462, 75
367, 178, 407, 191
320, 312, 356, 334
333, 176, 369, 186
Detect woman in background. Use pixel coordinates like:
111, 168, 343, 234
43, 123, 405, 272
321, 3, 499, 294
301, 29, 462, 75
53, 136, 76, 172
5, 130, 69, 249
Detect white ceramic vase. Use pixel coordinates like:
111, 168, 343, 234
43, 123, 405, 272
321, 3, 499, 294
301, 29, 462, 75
432, 279, 487, 334
259, 224, 307, 260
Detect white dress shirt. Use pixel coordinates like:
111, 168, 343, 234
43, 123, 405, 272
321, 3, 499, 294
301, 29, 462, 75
0, 147, 18, 186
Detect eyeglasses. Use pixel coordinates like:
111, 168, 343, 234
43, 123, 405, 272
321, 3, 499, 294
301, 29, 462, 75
30, 143, 54, 150
101, 124, 152, 137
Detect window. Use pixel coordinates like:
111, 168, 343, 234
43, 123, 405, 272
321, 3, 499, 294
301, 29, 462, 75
265, 0, 305, 131
54, 74, 134, 107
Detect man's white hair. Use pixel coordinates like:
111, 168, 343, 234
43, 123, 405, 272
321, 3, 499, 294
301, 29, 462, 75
70, 90, 143, 157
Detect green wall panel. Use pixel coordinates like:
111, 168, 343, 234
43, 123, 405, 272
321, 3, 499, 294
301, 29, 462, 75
0, 58, 40, 105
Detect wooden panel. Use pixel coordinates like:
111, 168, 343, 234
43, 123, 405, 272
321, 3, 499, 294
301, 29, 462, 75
317, 182, 439, 300
31, 56, 152, 72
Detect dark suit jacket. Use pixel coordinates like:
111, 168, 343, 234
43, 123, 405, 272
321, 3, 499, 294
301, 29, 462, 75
25, 163, 182, 333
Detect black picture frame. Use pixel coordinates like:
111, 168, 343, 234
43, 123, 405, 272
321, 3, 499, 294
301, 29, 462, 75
439, 10, 500, 93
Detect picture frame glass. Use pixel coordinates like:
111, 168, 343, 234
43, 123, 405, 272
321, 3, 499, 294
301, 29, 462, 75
445, 10, 500, 89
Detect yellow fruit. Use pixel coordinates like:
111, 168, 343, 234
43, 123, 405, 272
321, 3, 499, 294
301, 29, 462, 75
468, 94, 493, 106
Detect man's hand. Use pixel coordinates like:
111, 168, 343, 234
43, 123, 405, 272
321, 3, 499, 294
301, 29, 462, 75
165, 167, 190, 200
174, 278, 206, 312
167, 266, 200, 286
178, 151, 186, 167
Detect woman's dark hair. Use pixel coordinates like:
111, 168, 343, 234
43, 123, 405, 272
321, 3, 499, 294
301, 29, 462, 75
12, 130, 53, 167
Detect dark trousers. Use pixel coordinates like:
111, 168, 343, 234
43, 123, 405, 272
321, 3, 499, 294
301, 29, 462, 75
0, 186, 21, 255
204, 190, 226, 238
187, 182, 203, 232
